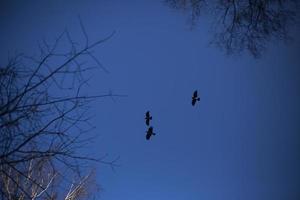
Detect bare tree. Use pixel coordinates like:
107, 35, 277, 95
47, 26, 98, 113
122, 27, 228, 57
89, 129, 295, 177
164, 0, 297, 57
0, 24, 120, 199
1, 156, 99, 199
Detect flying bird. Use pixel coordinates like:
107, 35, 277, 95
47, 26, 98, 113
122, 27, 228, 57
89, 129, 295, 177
146, 126, 156, 140
145, 111, 152, 126
192, 90, 200, 106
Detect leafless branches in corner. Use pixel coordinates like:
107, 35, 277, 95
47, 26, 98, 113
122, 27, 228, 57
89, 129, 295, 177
164, 0, 297, 57
165, 0, 207, 27
0, 24, 119, 199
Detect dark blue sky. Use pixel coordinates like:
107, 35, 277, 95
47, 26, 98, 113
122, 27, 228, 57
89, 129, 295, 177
1, 1, 300, 199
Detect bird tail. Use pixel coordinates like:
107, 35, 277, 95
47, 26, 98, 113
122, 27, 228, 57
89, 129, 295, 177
197, 98, 200, 101
150, 117, 152, 120
152, 133, 156, 135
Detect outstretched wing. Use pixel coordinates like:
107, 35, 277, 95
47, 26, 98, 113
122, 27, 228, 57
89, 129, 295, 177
192, 98, 196, 106
193, 90, 198, 98
145, 111, 150, 118
146, 133, 151, 140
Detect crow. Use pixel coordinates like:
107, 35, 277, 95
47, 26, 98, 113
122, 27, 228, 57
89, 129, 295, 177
145, 111, 152, 126
146, 126, 156, 140
192, 90, 200, 106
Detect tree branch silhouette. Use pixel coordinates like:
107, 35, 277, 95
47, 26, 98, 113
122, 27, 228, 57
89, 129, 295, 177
164, 0, 297, 57
0, 24, 119, 199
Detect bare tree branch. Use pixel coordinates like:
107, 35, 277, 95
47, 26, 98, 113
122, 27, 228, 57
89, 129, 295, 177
0, 23, 120, 199
164, 0, 297, 57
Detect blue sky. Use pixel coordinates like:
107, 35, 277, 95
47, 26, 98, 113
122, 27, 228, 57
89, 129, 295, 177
0, 1, 300, 200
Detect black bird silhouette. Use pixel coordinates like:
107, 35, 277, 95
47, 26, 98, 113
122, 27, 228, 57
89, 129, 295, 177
192, 90, 200, 106
146, 126, 156, 140
145, 111, 152, 126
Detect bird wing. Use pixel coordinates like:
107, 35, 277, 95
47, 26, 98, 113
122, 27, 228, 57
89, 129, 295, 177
192, 99, 196, 106
193, 90, 198, 97
146, 133, 151, 140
